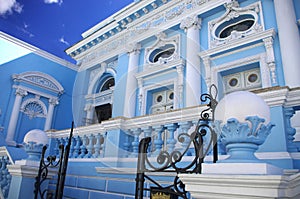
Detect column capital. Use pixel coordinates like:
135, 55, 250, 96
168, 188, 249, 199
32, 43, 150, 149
49, 98, 59, 106
84, 103, 94, 112
180, 15, 202, 31
15, 88, 28, 97
126, 42, 141, 55
263, 37, 274, 49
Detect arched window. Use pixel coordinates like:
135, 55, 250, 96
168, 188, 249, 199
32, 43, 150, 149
100, 77, 115, 92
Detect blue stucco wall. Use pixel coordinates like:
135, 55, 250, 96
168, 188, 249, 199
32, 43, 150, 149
0, 53, 76, 144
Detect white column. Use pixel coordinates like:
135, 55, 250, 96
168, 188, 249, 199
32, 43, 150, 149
263, 37, 276, 86
176, 65, 184, 109
123, 43, 141, 118
84, 104, 94, 125
274, 0, 300, 88
180, 15, 202, 107
6, 88, 28, 146
44, 98, 58, 131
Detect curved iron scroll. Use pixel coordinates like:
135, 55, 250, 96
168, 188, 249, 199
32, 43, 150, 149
34, 122, 74, 199
135, 85, 218, 199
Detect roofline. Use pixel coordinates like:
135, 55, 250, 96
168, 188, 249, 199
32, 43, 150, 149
0, 31, 79, 71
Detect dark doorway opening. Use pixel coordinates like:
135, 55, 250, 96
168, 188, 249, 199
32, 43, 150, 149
95, 104, 112, 123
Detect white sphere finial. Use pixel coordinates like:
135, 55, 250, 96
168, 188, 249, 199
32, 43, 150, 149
23, 129, 49, 145
215, 91, 270, 124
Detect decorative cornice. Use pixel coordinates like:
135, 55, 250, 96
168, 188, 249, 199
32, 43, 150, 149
13, 85, 58, 100
13, 71, 64, 95
70, 0, 230, 69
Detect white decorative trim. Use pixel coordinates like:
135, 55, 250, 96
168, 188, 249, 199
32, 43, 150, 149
144, 33, 180, 66
136, 58, 185, 79
0, 146, 15, 165
13, 71, 64, 95
87, 65, 116, 94
141, 78, 176, 115
179, 172, 300, 199
72, 0, 230, 70
13, 85, 58, 100
210, 53, 271, 94
20, 98, 47, 119
209, 1, 264, 48
199, 28, 276, 57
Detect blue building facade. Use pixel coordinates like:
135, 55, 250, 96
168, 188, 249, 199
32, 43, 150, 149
1, 0, 300, 198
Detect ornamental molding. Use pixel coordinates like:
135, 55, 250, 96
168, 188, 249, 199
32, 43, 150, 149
87, 65, 116, 95
210, 53, 271, 92
209, 1, 265, 48
199, 28, 276, 58
180, 15, 202, 31
20, 98, 47, 119
12, 71, 64, 95
136, 58, 185, 79
13, 85, 58, 101
75, 0, 229, 70
144, 33, 180, 66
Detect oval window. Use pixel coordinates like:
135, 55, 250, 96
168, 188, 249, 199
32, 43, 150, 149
149, 44, 175, 63
219, 19, 254, 38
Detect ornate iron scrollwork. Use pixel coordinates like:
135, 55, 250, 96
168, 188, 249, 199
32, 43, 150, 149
34, 122, 74, 199
135, 85, 218, 199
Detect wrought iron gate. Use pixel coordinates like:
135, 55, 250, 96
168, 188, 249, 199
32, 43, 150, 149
34, 122, 74, 199
135, 85, 218, 199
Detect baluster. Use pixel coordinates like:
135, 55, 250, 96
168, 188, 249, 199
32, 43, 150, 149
73, 136, 81, 158
165, 123, 179, 154
4, 173, 11, 198
284, 108, 298, 152
142, 127, 153, 153
100, 132, 107, 158
0, 157, 4, 188
85, 134, 94, 158
69, 136, 76, 158
54, 138, 60, 157
131, 128, 142, 157
64, 137, 69, 147
93, 133, 102, 158
152, 125, 165, 155
80, 135, 88, 158
178, 121, 193, 156
123, 130, 133, 157
1, 156, 10, 198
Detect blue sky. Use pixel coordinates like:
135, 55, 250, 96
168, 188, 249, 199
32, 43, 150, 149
0, 0, 133, 63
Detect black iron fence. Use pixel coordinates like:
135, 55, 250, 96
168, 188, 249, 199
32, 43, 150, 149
135, 85, 218, 199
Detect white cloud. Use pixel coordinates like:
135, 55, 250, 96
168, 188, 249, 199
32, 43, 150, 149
44, 0, 63, 6
0, 0, 23, 15
59, 36, 69, 46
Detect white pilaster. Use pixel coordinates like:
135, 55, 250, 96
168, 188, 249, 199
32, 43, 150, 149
84, 104, 94, 125
180, 15, 202, 107
123, 43, 141, 118
274, 0, 300, 88
6, 88, 28, 146
44, 98, 58, 131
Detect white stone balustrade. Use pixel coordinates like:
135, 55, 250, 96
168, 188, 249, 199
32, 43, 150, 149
47, 86, 300, 159
47, 105, 206, 158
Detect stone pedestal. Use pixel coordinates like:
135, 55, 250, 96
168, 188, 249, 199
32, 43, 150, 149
7, 160, 56, 199
179, 166, 300, 199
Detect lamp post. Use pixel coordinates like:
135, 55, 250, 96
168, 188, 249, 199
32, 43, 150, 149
213, 91, 275, 162
23, 129, 49, 161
